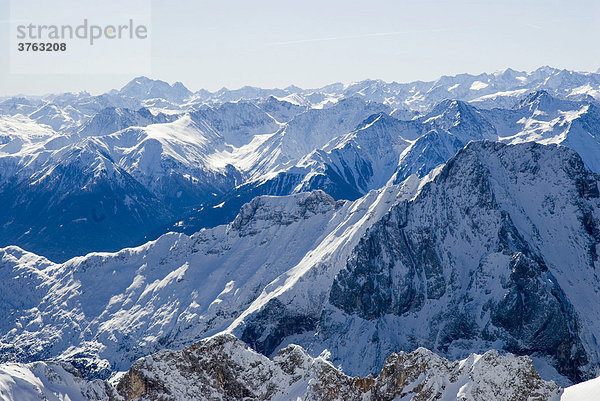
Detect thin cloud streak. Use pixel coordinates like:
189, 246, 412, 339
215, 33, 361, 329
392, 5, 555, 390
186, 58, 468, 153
268, 28, 448, 47
523, 23, 543, 30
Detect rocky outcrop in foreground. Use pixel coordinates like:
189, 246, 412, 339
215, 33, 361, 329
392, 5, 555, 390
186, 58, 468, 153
113, 334, 561, 401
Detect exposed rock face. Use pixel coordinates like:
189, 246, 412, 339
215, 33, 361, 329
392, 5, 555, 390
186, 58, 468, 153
236, 141, 600, 384
231, 190, 340, 235
113, 334, 561, 401
326, 142, 597, 382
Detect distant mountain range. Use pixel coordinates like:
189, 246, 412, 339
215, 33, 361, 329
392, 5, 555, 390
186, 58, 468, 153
2, 67, 600, 400
2, 67, 600, 262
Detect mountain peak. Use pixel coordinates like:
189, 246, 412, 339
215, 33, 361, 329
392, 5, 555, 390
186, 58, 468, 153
355, 111, 390, 128
535, 65, 560, 74
515, 90, 554, 110
230, 190, 338, 235
428, 98, 472, 114
449, 140, 575, 169
119, 76, 192, 102
346, 112, 413, 148
421, 99, 497, 141
426, 98, 484, 122
120, 76, 156, 90
284, 84, 303, 92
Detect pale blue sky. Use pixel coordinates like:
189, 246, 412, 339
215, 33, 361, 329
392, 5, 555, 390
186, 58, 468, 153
1, 0, 599, 95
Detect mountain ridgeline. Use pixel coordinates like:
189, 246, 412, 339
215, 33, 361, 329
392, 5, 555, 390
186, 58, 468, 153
2, 67, 600, 399
1, 67, 600, 261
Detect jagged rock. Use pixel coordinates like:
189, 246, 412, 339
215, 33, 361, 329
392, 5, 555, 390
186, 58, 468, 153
112, 334, 562, 401
231, 190, 338, 235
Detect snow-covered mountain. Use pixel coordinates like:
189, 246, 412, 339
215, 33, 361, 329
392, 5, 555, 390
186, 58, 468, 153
2, 141, 600, 386
0, 361, 108, 401
483, 91, 600, 172
180, 89, 600, 234
77, 107, 176, 138
186, 66, 600, 112
228, 142, 600, 384
4, 70, 600, 262
118, 77, 192, 104
0, 93, 397, 259
0, 187, 406, 376
27, 103, 87, 132
2, 68, 600, 398
0, 334, 568, 401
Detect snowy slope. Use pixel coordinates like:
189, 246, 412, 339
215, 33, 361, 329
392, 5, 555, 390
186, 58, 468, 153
561, 375, 600, 401
28, 102, 87, 132
391, 92, 600, 183
238, 97, 391, 178
255, 96, 308, 123
390, 99, 498, 182
162, 99, 399, 233
227, 112, 417, 204
0, 114, 59, 158
0, 362, 107, 401
481, 91, 600, 172
190, 101, 282, 147
301, 113, 416, 191
77, 106, 176, 138
0, 134, 176, 261
0, 186, 420, 377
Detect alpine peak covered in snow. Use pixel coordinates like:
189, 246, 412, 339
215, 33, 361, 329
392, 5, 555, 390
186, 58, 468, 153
2, 141, 600, 386
231, 141, 600, 384
118, 77, 193, 104
3, 68, 600, 260
2, 67, 600, 399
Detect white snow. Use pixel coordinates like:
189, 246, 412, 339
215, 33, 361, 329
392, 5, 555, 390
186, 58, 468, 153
561, 375, 600, 401
2, 67, 600, 396
0, 362, 107, 401
469, 81, 489, 90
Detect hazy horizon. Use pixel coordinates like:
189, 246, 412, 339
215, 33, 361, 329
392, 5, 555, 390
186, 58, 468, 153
1, 0, 599, 96
3, 65, 600, 98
